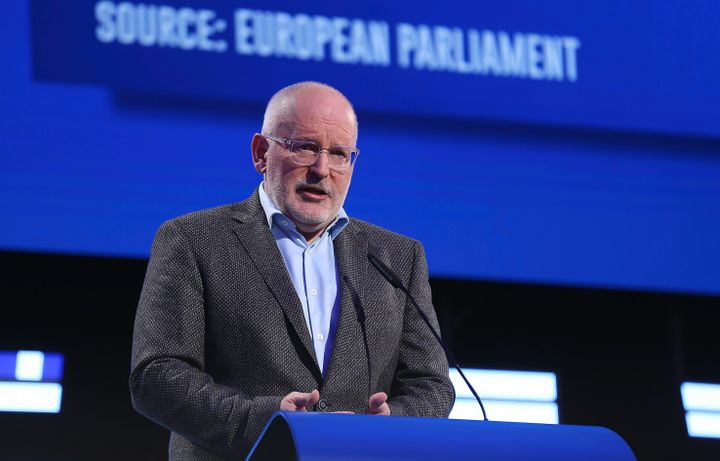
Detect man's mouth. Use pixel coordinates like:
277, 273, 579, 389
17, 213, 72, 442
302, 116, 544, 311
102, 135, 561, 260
296, 184, 330, 200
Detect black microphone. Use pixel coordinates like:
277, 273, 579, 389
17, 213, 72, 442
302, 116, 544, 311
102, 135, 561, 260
368, 252, 489, 421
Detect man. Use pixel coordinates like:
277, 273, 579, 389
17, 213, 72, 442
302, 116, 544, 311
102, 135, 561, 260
130, 81, 454, 460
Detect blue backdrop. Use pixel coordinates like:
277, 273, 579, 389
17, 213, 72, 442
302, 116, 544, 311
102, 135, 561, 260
2, 1, 719, 295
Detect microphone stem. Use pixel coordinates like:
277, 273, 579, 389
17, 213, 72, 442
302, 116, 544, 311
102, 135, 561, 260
400, 286, 489, 421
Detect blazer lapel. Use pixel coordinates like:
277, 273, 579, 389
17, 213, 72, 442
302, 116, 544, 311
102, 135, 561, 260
324, 224, 370, 391
229, 193, 319, 373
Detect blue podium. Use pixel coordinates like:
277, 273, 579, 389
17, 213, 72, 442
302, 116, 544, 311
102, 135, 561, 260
246, 412, 636, 460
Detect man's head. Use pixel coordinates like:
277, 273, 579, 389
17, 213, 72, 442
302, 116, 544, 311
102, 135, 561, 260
252, 81, 358, 241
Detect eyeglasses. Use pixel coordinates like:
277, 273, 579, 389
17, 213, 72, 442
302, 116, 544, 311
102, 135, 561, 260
264, 134, 359, 171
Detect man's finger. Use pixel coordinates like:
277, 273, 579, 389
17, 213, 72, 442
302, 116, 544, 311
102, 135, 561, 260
281, 389, 320, 411
366, 392, 391, 415
368, 392, 387, 410
297, 389, 320, 407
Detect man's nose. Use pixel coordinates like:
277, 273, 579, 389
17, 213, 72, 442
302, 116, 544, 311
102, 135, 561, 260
309, 149, 331, 178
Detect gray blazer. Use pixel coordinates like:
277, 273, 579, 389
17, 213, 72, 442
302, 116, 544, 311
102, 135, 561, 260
130, 191, 454, 460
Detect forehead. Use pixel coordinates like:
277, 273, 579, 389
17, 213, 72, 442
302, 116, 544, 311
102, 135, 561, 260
275, 90, 357, 144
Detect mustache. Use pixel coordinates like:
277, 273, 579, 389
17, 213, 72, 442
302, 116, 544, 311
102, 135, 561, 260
295, 181, 332, 196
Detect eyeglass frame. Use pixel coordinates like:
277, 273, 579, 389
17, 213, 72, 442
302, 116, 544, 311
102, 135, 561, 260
263, 134, 360, 171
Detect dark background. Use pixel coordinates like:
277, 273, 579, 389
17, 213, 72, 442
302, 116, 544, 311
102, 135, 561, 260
1, 250, 717, 460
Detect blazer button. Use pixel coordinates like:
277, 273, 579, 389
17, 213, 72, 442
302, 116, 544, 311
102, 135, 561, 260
318, 399, 328, 411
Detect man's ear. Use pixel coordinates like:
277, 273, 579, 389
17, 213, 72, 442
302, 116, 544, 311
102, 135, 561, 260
251, 133, 269, 174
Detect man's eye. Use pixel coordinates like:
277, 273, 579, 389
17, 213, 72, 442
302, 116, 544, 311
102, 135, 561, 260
294, 142, 320, 154
329, 147, 350, 158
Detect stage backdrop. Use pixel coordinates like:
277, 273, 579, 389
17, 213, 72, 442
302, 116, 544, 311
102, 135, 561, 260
2, 0, 719, 294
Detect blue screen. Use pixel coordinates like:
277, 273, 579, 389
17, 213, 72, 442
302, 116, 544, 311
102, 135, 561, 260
2, 1, 720, 295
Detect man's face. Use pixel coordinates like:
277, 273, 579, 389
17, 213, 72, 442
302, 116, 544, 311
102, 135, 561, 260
255, 89, 357, 238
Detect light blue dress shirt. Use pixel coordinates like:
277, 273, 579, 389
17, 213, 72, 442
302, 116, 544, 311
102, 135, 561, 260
258, 183, 349, 375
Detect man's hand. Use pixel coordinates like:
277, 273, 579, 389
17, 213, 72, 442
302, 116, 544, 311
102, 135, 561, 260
280, 389, 320, 411
366, 392, 391, 415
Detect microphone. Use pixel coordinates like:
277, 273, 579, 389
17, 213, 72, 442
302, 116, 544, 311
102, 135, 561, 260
368, 252, 489, 421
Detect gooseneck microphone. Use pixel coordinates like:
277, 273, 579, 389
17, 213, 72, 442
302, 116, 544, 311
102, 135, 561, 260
368, 252, 489, 421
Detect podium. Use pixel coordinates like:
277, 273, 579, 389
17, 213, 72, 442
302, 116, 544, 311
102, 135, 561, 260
246, 412, 636, 460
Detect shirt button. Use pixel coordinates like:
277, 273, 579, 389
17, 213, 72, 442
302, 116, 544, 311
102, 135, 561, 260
310, 289, 318, 296
318, 399, 328, 411
316, 333, 324, 341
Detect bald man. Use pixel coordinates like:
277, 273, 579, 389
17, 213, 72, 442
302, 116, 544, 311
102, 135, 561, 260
130, 82, 454, 460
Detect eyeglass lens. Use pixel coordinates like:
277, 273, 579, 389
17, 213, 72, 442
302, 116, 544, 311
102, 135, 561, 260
291, 141, 355, 169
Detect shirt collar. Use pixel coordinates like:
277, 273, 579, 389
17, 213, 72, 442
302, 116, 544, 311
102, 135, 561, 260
258, 182, 349, 240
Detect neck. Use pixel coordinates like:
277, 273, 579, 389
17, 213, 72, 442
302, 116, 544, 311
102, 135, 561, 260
300, 231, 322, 244
296, 215, 340, 244
296, 223, 328, 244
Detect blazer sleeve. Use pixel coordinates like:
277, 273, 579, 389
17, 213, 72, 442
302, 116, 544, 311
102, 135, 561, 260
386, 240, 456, 417
129, 219, 281, 458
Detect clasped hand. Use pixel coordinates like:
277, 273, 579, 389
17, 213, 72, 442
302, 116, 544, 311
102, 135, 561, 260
280, 389, 391, 415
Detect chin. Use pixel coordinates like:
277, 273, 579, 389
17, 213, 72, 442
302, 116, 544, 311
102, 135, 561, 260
289, 204, 335, 227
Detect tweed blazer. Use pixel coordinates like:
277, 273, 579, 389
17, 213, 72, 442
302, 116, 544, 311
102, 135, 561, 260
130, 191, 454, 460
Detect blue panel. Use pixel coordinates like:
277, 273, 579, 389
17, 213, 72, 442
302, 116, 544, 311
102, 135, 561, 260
0, 352, 17, 380
42, 353, 65, 382
29, 0, 720, 139
248, 412, 637, 461
0, 351, 64, 382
